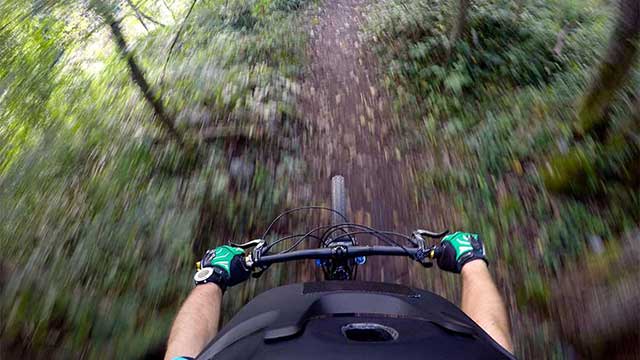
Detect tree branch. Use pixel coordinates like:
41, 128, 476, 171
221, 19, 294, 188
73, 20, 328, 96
160, 0, 198, 86
126, 0, 150, 31
99, 9, 184, 146
162, 0, 178, 21
125, 0, 166, 27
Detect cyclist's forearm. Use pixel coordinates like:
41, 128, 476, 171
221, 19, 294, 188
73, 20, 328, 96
164, 284, 222, 360
461, 260, 513, 353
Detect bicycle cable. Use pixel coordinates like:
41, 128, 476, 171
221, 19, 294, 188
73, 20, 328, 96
281, 224, 340, 253
323, 229, 416, 246
323, 228, 416, 246
262, 224, 335, 254
261, 206, 349, 241
319, 223, 412, 256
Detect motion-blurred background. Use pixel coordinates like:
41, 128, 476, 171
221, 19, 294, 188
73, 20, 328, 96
1, 0, 638, 358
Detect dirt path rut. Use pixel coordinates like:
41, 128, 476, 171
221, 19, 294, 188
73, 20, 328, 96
298, 0, 441, 287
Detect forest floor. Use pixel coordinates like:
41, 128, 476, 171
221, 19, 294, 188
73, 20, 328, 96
292, 0, 456, 292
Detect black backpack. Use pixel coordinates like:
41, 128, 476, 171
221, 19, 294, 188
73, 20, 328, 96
196, 281, 515, 359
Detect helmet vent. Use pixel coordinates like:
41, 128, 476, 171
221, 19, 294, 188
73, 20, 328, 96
341, 323, 399, 342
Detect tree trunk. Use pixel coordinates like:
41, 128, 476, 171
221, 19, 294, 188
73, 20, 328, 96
543, 86, 640, 196
577, 0, 640, 138
98, 9, 184, 146
543, 0, 640, 195
448, 0, 470, 60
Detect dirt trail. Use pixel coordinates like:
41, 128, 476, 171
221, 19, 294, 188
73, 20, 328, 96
297, 0, 447, 288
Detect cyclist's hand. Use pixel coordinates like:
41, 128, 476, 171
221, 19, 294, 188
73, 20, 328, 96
195, 245, 250, 291
436, 232, 487, 273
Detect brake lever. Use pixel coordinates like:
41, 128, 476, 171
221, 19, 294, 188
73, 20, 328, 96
412, 229, 447, 267
410, 229, 448, 249
230, 239, 265, 249
415, 229, 449, 238
237, 239, 268, 276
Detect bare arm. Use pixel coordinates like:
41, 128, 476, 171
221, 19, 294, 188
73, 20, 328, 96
164, 284, 223, 360
461, 260, 513, 353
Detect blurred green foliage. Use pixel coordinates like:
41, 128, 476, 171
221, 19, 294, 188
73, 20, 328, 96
0, 0, 308, 357
366, 0, 640, 357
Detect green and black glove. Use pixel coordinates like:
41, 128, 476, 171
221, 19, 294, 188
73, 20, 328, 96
193, 245, 251, 291
436, 232, 488, 273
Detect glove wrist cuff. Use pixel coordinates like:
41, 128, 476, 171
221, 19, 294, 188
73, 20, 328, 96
458, 256, 488, 272
194, 266, 228, 292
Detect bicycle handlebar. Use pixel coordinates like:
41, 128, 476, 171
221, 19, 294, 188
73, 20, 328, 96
249, 245, 442, 268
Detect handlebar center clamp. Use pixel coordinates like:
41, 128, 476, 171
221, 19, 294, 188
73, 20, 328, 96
331, 245, 348, 257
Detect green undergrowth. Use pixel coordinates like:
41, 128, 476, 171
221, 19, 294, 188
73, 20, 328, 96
0, 0, 309, 357
366, 0, 639, 357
